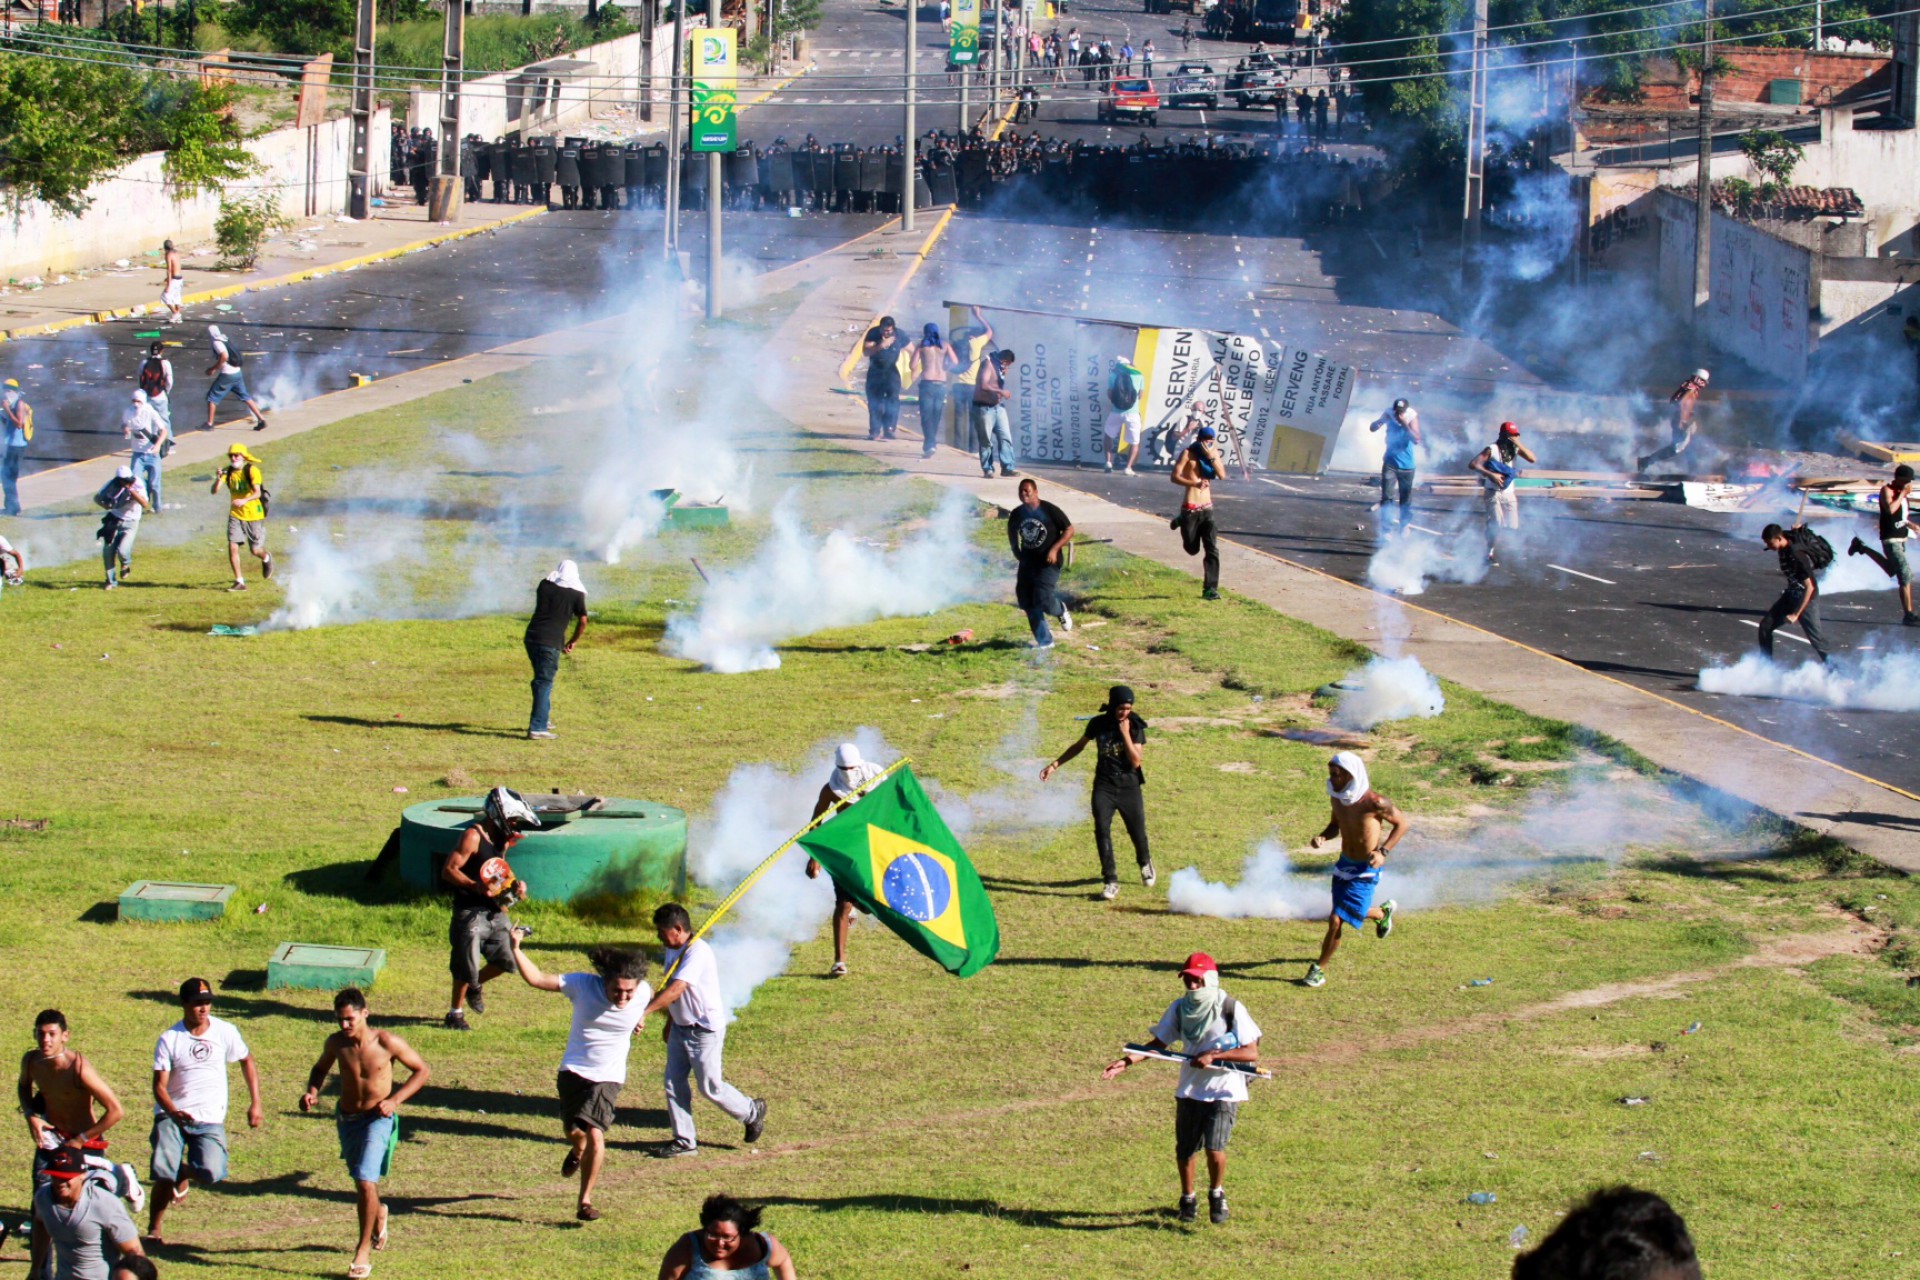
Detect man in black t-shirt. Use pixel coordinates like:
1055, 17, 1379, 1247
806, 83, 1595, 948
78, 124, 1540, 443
441, 786, 538, 1031
862, 316, 905, 442
1758, 524, 1830, 663
1007, 478, 1074, 649
524, 560, 589, 740
1041, 684, 1152, 900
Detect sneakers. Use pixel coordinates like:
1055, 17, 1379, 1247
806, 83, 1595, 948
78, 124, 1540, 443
443, 1010, 471, 1031
1033, 639, 1055, 651
1849, 536, 1867, 557
119, 561, 131, 580
251, 414, 268, 431
1202, 588, 1221, 600
1303, 963, 1326, 988
576, 1204, 601, 1222
828, 961, 848, 978
1058, 607, 1073, 632
227, 580, 247, 592
1178, 1193, 1198, 1223
118, 1164, 145, 1213
561, 1149, 581, 1178
649, 1141, 698, 1159
1141, 862, 1157, 888
528, 730, 557, 740
104, 580, 117, 591
744, 1098, 768, 1144
1100, 881, 1119, 901
1905, 613, 1920, 628
262, 554, 274, 580
1377, 899, 1396, 939
1209, 1189, 1229, 1224
467, 984, 485, 1015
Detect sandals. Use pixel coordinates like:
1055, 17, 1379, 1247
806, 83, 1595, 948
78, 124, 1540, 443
348, 1264, 373, 1279
372, 1206, 389, 1251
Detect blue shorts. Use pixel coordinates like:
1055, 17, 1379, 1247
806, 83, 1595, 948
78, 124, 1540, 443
1330, 858, 1380, 931
206, 371, 252, 405
150, 1115, 229, 1184
336, 1111, 398, 1184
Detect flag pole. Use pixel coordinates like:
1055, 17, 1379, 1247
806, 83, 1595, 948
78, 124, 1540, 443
664, 756, 914, 979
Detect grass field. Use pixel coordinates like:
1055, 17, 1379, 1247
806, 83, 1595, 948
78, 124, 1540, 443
2, 325, 1917, 1278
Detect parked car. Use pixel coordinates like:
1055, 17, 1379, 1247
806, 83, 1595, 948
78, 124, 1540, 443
1225, 55, 1286, 107
1164, 62, 1220, 110
1099, 77, 1161, 126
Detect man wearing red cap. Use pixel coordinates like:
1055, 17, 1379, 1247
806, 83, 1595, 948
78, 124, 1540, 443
1102, 953, 1262, 1224
1469, 422, 1536, 566
34, 1146, 147, 1280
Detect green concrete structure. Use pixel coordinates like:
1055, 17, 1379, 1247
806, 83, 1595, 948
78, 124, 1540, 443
118, 881, 235, 923
267, 943, 386, 991
655, 486, 730, 531
398, 795, 688, 904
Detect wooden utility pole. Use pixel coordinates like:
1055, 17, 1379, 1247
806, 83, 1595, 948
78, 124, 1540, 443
1692, 0, 1715, 328
348, 0, 374, 220
429, 0, 466, 221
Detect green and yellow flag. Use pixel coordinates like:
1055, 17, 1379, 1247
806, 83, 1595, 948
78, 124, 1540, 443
796, 765, 999, 978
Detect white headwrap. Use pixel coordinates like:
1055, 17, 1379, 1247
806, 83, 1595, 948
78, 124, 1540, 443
546, 559, 585, 595
207, 325, 225, 342
828, 743, 885, 799
1327, 751, 1370, 807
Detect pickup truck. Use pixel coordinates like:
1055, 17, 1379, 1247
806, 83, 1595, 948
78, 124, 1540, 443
1225, 56, 1286, 108
1098, 77, 1161, 126
1163, 62, 1220, 110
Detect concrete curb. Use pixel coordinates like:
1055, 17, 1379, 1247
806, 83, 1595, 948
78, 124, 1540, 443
0, 207, 550, 345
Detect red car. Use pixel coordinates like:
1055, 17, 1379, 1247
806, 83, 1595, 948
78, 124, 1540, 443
1099, 78, 1160, 127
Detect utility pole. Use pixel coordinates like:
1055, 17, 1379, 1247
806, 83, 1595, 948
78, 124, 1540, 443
348, 0, 374, 220
1692, 0, 1714, 329
430, 0, 465, 221
706, 0, 723, 320
904, 0, 917, 232
1460, 0, 1488, 269
960, 67, 969, 131
664, 0, 686, 256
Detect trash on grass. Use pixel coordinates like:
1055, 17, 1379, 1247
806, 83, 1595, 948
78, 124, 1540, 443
209, 624, 258, 637
1467, 1192, 1497, 1205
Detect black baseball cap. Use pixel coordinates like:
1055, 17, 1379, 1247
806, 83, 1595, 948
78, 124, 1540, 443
178, 978, 213, 1004
42, 1146, 86, 1179
1106, 685, 1136, 710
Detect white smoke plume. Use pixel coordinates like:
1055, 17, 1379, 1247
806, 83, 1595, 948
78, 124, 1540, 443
663, 489, 989, 674
1698, 651, 1920, 712
1816, 545, 1899, 595
924, 698, 1082, 837
1366, 526, 1490, 597
262, 526, 403, 630
1331, 655, 1446, 730
1167, 776, 1702, 921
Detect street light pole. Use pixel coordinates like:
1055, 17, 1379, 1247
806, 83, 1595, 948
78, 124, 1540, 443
665, 0, 685, 256
905, 0, 917, 231
1692, 0, 1715, 330
707, 0, 723, 320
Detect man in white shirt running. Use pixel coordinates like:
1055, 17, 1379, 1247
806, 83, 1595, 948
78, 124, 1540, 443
640, 904, 767, 1158
505, 933, 650, 1221
145, 978, 261, 1245
1102, 952, 1262, 1225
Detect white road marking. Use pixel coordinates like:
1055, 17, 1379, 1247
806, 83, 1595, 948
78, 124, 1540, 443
1258, 477, 1306, 493
1366, 231, 1388, 261
1739, 619, 1810, 644
1548, 564, 1617, 586
1407, 524, 1444, 536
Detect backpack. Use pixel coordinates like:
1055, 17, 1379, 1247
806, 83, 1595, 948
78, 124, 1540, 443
227, 346, 245, 370
1107, 359, 1141, 412
13, 400, 31, 443
93, 476, 132, 510
1790, 526, 1834, 572
138, 358, 168, 397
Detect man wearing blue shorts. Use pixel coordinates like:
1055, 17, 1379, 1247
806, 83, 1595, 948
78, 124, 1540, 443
202, 326, 267, 432
301, 989, 430, 1280
1304, 751, 1411, 989
145, 978, 263, 1245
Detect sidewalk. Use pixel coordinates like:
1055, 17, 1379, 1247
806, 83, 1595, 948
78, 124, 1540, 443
0, 200, 546, 343
758, 215, 1920, 876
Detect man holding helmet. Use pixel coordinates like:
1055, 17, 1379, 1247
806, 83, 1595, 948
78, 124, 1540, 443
441, 787, 537, 1031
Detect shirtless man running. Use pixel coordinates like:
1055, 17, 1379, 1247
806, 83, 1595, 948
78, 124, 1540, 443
18, 1010, 143, 1277
1302, 752, 1410, 989
300, 989, 431, 1280
1170, 424, 1223, 600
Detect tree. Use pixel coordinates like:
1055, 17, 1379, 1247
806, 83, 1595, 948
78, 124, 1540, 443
144, 82, 259, 199
0, 51, 141, 215
214, 191, 293, 268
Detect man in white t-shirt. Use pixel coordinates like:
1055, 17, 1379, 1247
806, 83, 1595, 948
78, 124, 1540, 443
506, 931, 650, 1222
640, 903, 766, 1158
0, 533, 21, 596
1102, 952, 1261, 1225
145, 978, 262, 1244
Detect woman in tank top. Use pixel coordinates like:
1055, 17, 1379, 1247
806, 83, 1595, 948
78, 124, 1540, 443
657, 1194, 795, 1280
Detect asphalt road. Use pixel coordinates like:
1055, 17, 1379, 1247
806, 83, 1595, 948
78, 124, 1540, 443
7, 208, 886, 479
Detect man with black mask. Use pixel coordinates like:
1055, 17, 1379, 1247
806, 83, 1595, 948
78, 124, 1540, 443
1040, 685, 1152, 902
440, 786, 537, 1031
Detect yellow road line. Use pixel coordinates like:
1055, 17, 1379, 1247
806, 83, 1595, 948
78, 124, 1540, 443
836, 206, 959, 385
0, 207, 549, 345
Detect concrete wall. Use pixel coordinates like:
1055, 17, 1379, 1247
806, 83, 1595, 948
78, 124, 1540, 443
0, 107, 391, 281
408, 24, 683, 141
1655, 187, 1814, 379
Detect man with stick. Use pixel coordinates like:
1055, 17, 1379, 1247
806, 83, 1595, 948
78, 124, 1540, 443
641, 904, 767, 1158
505, 934, 650, 1221
1102, 953, 1262, 1224
1303, 752, 1408, 989
804, 743, 886, 977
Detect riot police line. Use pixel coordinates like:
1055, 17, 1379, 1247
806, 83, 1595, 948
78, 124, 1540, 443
433, 128, 1387, 224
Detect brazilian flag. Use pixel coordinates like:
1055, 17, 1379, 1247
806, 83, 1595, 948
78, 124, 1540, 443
795, 765, 999, 978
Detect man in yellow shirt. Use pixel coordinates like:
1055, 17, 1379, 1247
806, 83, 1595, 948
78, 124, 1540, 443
211, 445, 273, 591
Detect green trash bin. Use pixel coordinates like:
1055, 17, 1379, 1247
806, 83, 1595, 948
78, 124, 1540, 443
398, 795, 688, 904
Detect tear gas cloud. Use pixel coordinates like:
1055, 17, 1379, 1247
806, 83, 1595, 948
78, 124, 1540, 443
1698, 650, 1920, 712
923, 696, 1083, 837
1331, 655, 1446, 730
1167, 774, 1702, 921
663, 489, 989, 673
1366, 522, 1491, 596
264, 526, 403, 631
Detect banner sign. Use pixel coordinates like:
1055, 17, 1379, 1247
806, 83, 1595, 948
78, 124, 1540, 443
949, 303, 1356, 474
951, 0, 981, 66
691, 28, 738, 153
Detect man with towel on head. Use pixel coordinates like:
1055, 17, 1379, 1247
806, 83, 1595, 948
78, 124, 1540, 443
523, 561, 588, 741
1303, 752, 1410, 989
804, 744, 887, 977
